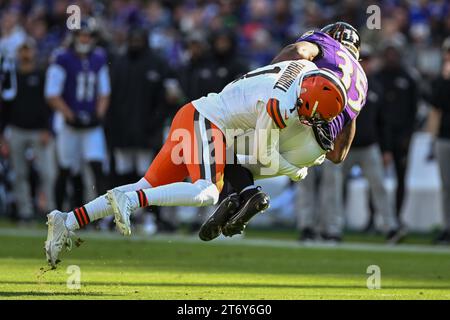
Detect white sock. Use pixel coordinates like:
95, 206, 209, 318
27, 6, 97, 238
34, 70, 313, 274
126, 191, 141, 209
127, 180, 219, 207
64, 178, 151, 231
65, 195, 111, 231
65, 211, 81, 231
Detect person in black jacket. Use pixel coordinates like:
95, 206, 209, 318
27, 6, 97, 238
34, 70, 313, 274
106, 27, 180, 232
342, 46, 403, 243
178, 30, 221, 101
178, 29, 248, 101
375, 40, 419, 224
210, 29, 248, 92
107, 28, 177, 181
0, 38, 55, 221
429, 38, 450, 244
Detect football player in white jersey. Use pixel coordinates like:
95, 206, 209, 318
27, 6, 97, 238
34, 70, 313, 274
45, 59, 346, 268
199, 22, 367, 241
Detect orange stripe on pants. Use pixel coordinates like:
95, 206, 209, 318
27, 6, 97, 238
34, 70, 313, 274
144, 103, 225, 192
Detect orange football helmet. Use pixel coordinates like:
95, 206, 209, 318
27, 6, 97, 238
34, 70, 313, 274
296, 69, 347, 122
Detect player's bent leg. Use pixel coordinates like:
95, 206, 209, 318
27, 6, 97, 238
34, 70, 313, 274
125, 179, 220, 209
107, 179, 220, 236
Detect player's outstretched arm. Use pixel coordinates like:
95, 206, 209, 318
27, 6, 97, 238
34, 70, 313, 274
326, 117, 356, 163
271, 42, 319, 64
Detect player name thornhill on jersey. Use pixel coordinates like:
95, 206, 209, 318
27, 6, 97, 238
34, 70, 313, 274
273, 61, 306, 92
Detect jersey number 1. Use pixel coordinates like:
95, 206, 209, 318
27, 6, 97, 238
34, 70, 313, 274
232, 66, 281, 83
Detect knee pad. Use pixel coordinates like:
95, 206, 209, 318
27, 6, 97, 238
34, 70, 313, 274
194, 179, 220, 206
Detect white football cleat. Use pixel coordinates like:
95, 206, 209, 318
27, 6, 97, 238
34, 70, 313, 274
45, 210, 74, 268
107, 189, 133, 236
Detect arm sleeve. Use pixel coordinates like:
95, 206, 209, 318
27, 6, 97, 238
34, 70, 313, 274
97, 65, 111, 96
45, 64, 66, 98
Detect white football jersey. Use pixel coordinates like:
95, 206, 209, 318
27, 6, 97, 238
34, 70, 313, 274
192, 59, 326, 180
192, 60, 316, 134
234, 122, 326, 180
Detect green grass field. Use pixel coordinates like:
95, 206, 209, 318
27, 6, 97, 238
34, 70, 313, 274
0, 228, 449, 300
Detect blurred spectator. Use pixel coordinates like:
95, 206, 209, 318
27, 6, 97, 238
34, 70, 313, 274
410, 22, 442, 80
106, 27, 179, 232
45, 18, 110, 210
26, 17, 60, 67
178, 28, 248, 101
342, 46, 402, 243
0, 7, 26, 59
178, 30, 217, 100
0, 38, 55, 222
375, 38, 419, 224
210, 29, 248, 90
0, 48, 16, 101
429, 38, 450, 244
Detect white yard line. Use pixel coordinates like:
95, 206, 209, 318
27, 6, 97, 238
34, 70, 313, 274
1, 227, 450, 255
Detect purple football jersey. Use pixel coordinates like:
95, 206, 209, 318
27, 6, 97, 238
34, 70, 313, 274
53, 47, 107, 118
296, 31, 368, 140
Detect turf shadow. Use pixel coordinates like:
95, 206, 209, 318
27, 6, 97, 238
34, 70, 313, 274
1, 280, 449, 291
0, 291, 117, 297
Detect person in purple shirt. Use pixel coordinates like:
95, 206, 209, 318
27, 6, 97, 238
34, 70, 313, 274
45, 18, 110, 212
199, 22, 368, 241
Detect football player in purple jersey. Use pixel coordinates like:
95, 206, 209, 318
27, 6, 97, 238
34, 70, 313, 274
199, 22, 369, 241
45, 17, 110, 211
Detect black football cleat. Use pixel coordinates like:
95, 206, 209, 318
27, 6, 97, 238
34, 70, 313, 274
222, 187, 270, 237
198, 193, 240, 241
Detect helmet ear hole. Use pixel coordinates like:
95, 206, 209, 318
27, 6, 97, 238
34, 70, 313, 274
305, 101, 310, 110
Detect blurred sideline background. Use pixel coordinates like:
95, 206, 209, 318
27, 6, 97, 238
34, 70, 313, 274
0, 0, 449, 243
